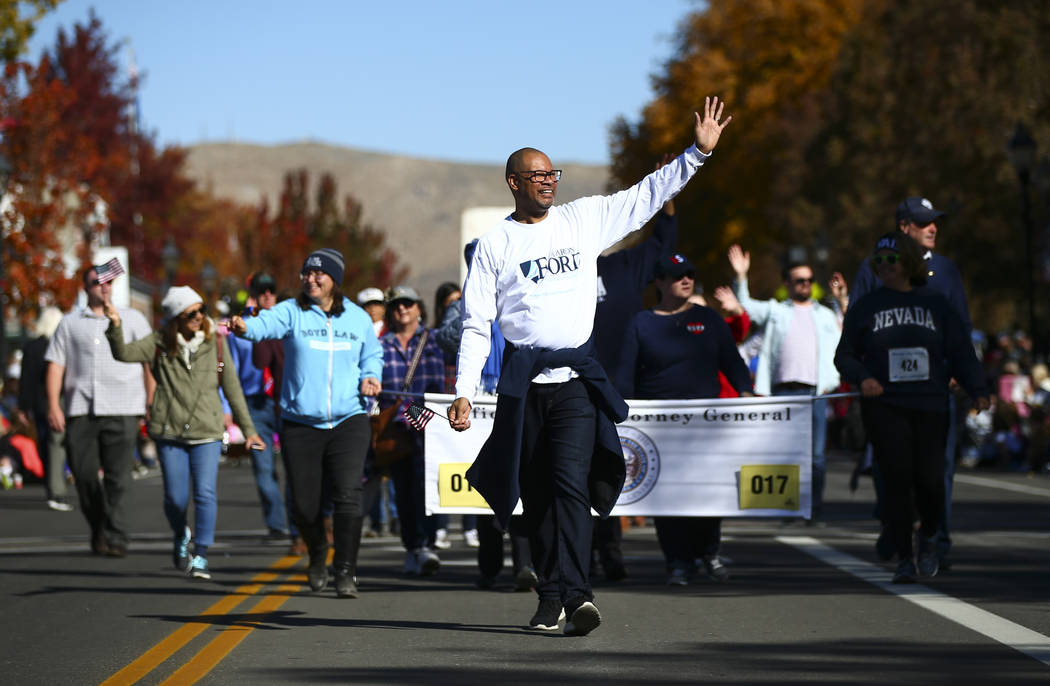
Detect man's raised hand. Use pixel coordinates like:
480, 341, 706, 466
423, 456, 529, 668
695, 96, 732, 154
727, 244, 750, 279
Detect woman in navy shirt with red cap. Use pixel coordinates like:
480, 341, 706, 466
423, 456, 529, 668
617, 253, 753, 586
835, 233, 988, 584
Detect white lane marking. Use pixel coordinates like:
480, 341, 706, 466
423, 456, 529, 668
954, 474, 1050, 498
778, 536, 1050, 667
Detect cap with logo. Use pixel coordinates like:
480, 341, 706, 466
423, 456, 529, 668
896, 197, 945, 226
356, 287, 385, 306
654, 253, 696, 280
386, 285, 421, 304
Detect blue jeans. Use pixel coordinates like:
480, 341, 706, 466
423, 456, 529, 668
245, 395, 287, 532
157, 440, 222, 555
772, 387, 826, 517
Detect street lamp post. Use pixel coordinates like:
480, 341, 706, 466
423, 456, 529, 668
200, 261, 217, 308
1006, 123, 1038, 350
161, 237, 179, 292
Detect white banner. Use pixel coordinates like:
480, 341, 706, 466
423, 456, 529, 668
423, 394, 813, 518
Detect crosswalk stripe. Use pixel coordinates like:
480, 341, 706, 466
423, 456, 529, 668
778, 535, 1050, 667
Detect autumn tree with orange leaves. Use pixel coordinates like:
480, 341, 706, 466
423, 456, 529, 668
611, 0, 1050, 332
241, 169, 406, 298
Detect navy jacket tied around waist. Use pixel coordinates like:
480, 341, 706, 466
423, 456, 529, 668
464, 338, 629, 529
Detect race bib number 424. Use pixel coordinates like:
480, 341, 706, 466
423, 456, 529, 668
888, 347, 930, 382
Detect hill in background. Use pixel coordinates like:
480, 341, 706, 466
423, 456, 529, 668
185, 142, 610, 306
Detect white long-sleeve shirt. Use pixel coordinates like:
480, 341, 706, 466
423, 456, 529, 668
455, 145, 709, 401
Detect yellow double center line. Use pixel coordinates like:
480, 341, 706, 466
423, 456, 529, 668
102, 554, 312, 686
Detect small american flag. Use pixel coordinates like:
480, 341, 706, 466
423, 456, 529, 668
95, 258, 125, 285
402, 401, 436, 432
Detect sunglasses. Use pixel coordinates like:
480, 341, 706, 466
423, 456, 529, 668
790, 277, 813, 286
390, 299, 417, 310
871, 254, 899, 266
180, 305, 206, 320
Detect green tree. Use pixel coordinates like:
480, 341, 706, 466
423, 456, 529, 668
776, 0, 1050, 329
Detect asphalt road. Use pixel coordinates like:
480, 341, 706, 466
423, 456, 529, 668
1, 453, 1048, 685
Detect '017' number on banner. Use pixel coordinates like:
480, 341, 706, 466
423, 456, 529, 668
738, 464, 800, 511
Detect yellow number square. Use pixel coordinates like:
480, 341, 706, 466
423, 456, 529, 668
438, 463, 490, 509
739, 464, 800, 510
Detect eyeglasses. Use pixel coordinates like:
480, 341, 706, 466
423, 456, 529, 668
514, 170, 562, 183
871, 254, 899, 266
180, 305, 206, 320
87, 279, 101, 287
790, 277, 813, 286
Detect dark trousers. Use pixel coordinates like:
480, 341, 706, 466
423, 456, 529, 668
477, 514, 531, 578
654, 517, 722, 570
389, 443, 435, 551
281, 414, 370, 569
862, 400, 948, 559
519, 379, 596, 607
592, 516, 623, 569
65, 415, 138, 546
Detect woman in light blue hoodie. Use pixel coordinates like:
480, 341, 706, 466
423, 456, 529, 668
232, 248, 382, 599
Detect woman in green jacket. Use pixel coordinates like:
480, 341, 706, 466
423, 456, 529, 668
105, 286, 263, 580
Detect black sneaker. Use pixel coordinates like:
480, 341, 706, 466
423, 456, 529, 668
702, 555, 730, 582
564, 601, 601, 636
334, 567, 358, 598
916, 537, 939, 578
528, 598, 565, 631
514, 566, 539, 592
892, 559, 917, 584
308, 555, 329, 592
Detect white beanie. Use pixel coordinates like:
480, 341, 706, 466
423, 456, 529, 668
161, 286, 204, 323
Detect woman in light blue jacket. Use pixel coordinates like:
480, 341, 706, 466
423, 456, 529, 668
232, 249, 382, 598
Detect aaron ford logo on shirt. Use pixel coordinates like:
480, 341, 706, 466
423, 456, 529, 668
519, 248, 581, 284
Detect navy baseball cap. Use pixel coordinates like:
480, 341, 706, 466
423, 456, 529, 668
896, 197, 945, 226
654, 253, 696, 280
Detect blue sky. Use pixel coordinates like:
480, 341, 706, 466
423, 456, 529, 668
28, 1, 698, 164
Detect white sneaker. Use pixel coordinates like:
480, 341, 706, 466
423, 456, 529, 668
417, 548, 441, 576
463, 528, 480, 548
403, 550, 421, 575
564, 601, 601, 636
433, 528, 451, 550
46, 498, 75, 512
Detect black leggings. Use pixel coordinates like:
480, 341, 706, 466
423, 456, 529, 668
281, 414, 370, 567
861, 400, 947, 559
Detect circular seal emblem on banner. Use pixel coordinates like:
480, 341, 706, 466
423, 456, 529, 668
617, 426, 660, 505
